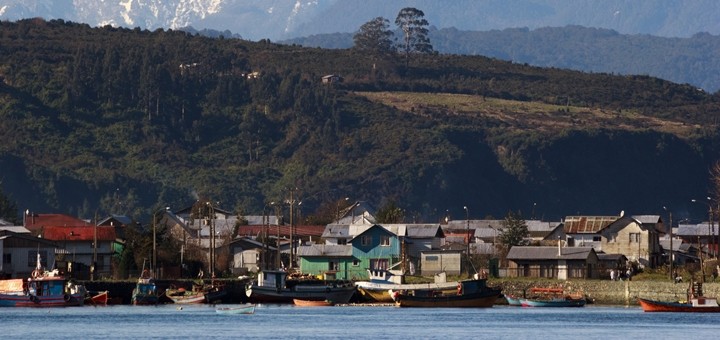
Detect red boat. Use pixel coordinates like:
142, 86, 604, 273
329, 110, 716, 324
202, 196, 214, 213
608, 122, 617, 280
638, 282, 720, 313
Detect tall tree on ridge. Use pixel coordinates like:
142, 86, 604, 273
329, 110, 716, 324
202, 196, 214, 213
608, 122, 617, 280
353, 17, 395, 58
395, 7, 433, 67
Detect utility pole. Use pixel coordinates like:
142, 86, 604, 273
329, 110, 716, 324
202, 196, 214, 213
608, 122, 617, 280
464, 206, 470, 276
664, 206, 673, 282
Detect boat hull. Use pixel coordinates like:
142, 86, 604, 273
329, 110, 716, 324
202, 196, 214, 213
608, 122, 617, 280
520, 298, 586, 307
504, 294, 522, 306
247, 285, 356, 304
394, 292, 501, 308
638, 298, 720, 313
293, 299, 334, 306
216, 304, 255, 314
0, 292, 85, 307
355, 281, 458, 303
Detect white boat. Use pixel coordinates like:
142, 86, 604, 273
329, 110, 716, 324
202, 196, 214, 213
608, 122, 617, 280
355, 269, 458, 303
216, 303, 256, 314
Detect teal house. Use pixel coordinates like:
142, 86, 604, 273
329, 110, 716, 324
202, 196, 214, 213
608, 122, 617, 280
298, 224, 401, 280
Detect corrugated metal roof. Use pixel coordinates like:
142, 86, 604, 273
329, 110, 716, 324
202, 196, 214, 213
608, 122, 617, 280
297, 244, 353, 257
507, 246, 595, 260
563, 216, 618, 234
41, 226, 116, 241
676, 223, 720, 236
633, 215, 660, 224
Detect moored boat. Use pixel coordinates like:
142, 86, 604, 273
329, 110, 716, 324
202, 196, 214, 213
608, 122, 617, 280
638, 282, 720, 312
355, 269, 458, 303
504, 294, 522, 306
246, 270, 356, 304
0, 254, 86, 307
518, 287, 586, 307
390, 276, 502, 308
132, 277, 159, 305
86, 290, 109, 306
216, 303, 256, 314
293, 298, 335, 306
165, 280, 226, 304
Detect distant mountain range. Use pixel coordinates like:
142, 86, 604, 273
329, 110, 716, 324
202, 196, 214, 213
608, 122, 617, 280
3, 0, 720, 41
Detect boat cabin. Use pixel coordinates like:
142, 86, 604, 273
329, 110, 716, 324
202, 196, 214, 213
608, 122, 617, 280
257, 270, 287, 289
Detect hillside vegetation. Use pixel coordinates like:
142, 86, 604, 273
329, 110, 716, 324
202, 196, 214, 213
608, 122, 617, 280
1, 18, 719, 222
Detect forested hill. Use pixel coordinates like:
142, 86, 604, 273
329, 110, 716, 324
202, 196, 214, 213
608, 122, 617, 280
1, 18, 719, 223
282, 25, 720, 93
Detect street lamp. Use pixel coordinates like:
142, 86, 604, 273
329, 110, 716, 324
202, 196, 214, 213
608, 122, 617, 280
464, 206, 470, 276
152, 206, 169, 278
663, 206, 673, 281
692, 197, 715, 258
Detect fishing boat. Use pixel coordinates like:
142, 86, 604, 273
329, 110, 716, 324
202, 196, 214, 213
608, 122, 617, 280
390, 275, 502, 308
246, 270, 356, 304
86, 290, 109, 305
355, 269, 458, 303
638, 282, 720, 312
519, 287, 586, 307
165, 280, 226, 304
216, 303, 256, 315
293, 298, 335, 306
132, 277, 159, 305
0, 254, 86, 307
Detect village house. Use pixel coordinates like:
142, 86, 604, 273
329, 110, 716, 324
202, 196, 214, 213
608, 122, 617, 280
506, 245, 599, 279
0, 227, 58, 278
22, 212, 117, 279
599, 215, 663, 268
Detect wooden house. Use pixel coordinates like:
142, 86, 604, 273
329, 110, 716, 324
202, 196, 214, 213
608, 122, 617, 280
506, 246, 599, 279
296, 244, 355, 279
0, 230, 58, 278
420, 250, 462, 275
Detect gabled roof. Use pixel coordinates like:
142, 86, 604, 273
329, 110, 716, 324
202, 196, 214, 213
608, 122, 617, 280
39, 226, 117, 242
24, 213, 92, 231
243, 215, 279, 226
507, 246, 596, 260
381, 224, 444, 238
297, 244, 353, 257
97, 215, 133, 227
563, 216, 618, 234
351, 224, 394, 241
0, 225, 30, 233
228, 237, 276, 251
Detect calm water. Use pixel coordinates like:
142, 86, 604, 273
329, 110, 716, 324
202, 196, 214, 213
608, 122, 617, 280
1, 304, 719, 339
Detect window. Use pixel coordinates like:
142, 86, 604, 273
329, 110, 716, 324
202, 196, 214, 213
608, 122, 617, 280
352, 259, 360, 266
380, 235, 390, 246
630, 233, 640, 243
370, 259, 389, 271
426, 256, 439, 261
338, 239, 347, 245
3, 254, 10, 264
592, 236, 602, 242
329, 261, 339, 271
95, 255, 104, 270
361, 235, 371, 246
27, 250, 47, 268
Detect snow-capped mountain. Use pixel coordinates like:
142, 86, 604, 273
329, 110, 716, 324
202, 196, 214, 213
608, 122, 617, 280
2, 0, 720, 41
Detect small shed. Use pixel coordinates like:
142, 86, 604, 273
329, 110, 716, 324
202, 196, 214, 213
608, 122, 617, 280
321, 74, 343, 84
420, 250, 461, 276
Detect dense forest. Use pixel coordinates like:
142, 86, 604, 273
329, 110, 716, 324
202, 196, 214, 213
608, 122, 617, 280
283, 25, 720, 93
1, 18, 720, 224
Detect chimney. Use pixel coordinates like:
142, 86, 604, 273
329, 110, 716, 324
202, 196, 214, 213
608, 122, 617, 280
558, 238, 563, 256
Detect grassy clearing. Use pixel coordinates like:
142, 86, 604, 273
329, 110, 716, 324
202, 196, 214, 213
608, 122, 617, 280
355, 91, 702, 138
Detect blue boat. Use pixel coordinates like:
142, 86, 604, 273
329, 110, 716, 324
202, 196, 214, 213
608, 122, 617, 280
519, 287, 586, 307
504, 294, 522, 306
131, 277, 159, 305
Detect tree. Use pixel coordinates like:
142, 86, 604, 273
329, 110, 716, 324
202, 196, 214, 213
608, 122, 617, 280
375, 201, 405, 224
0, 186, 19, 224
353, 17, 395, 57
394, 7, 433, 67
498, 211, 529, 247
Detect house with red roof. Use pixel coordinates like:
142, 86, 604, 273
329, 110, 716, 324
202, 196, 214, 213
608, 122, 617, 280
23, 212, 117, 279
